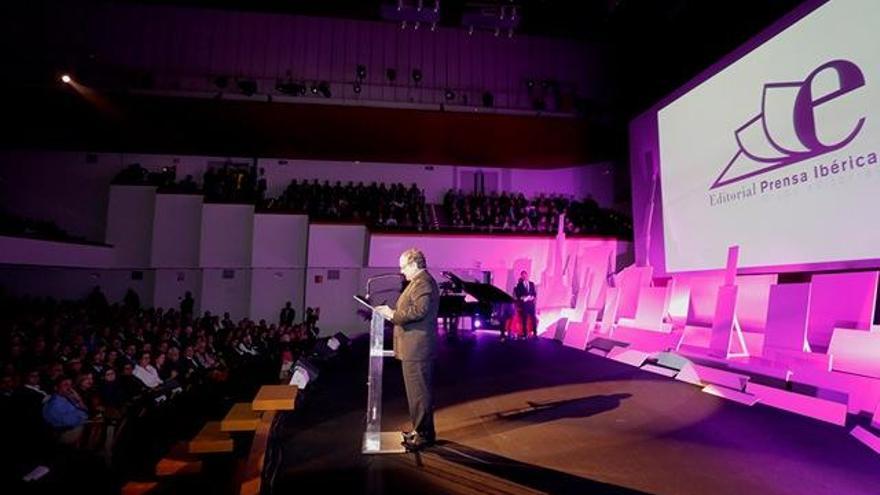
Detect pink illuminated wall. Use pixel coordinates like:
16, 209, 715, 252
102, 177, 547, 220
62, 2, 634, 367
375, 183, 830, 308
0, 236, 115, 268
368, 233, 625, 296
308, 225, 368, 268
151, 193, 203, 268
250, 269, 305, 326
106, 185, 155, 267
153, 269, 201, 314
199, 204, 255, 268
251, 214, 308, 268
0, 151, 125, 242
200, 268, 251, 320
0, 266, 155, 307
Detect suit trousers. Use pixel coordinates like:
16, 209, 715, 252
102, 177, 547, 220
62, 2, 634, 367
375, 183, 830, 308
401, 359, 435, 439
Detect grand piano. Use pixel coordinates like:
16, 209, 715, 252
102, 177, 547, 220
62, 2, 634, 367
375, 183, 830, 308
438, 271, 515, 330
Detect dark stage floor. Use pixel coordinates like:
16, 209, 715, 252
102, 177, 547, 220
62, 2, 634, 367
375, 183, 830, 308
266, 332, 880, 495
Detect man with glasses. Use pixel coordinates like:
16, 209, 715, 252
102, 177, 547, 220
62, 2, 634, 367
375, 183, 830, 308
376, 248, 440, 451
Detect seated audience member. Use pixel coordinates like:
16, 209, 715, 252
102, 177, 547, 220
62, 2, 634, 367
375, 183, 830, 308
98, 367, 127, 416
182, 345, 203, 376
43, 361, 65, 391
43, 376, 89, 445
133, 352, 163, 390
163, 346, 187, 383
1, 373, 16, 413
75, 372, 101, 416
133, 352, 180, 400
118, 362, 145, 400
237, 334, 259, 357
20, 368, 49, 405
88, 349, 106, 377
154, 352, 178, 382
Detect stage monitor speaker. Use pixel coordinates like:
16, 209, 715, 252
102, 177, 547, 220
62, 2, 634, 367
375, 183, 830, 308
327, 332, 350, 351
290, 358, 320, 389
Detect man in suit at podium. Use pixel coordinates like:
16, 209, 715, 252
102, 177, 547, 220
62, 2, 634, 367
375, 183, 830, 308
376, 248, 440, 451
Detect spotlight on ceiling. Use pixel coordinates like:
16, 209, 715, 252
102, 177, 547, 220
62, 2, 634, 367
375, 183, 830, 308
444, 88, 455, 101
61, 74, 72, 84
356, 64, 367, 80
311, 82, 319, 95
386, 68, 397, 83
353, 81, 362, 94
411, 68, 422, 84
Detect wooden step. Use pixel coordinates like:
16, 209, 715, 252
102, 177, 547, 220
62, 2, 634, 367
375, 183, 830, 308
240, 411, 277, 495
222, 402, 262, 432
252, 385, 298, 411
122, 481, 158, 495
156, 442, 203, 476
189, 421, 234, 454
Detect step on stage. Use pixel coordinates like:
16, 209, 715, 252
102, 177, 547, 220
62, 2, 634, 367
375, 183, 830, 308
265, 332, 880, 495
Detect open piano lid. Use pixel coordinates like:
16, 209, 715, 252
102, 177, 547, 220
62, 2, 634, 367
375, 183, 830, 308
442, 271, 515, 303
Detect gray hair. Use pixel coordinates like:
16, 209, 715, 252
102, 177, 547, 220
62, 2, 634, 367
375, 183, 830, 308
400, 248, 427, 269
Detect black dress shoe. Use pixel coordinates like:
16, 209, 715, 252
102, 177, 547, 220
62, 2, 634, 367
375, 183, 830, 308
402, 433, 436, 451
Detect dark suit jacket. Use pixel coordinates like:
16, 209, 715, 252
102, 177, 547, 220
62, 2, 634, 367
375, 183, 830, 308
514, 280, 537, 313
392, 270, 440, 361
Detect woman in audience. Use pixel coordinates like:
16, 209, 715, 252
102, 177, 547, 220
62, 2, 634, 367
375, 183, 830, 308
154, 352, 178, 383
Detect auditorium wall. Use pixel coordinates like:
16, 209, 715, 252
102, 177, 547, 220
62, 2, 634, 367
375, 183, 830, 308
1, 156, 622, 334
0, 149, 615, 244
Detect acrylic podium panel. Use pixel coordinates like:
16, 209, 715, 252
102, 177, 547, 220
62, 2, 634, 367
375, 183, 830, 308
363, 310, 405, 454
807, 271, 878, 350
598, 287, 620, 335
763, 283, 812, 354
561, 268, 592, 322
828, 328, 880, 379
733, 274, 777, 333
709, 285, 739, 358
667, 280, 691, 326
615, 266, 653, 320
562, 311, 598, 350
620, 286, 672, 333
